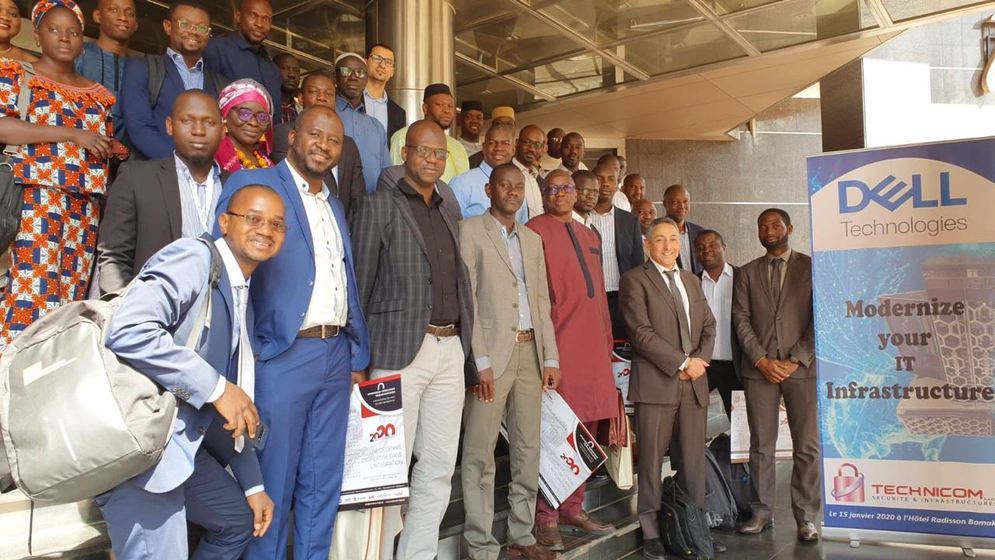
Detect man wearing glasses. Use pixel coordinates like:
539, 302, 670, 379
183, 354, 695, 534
216, 106, 372, 560
120, 0, 228, 160
365, 43, 406, 141
512, 124, 547, 218
353, 120, 474, 560
335, 52, 392, 194
526, 171, 618, 551
204, 0, 283, 124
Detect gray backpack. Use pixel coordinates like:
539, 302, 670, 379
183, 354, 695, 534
0, 237, 221, 503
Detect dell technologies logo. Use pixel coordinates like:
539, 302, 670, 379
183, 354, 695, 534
838, 172, 967, 214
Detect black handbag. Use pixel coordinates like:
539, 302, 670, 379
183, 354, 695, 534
0, 63, 35, 253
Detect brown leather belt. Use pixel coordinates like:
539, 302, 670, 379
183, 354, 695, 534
298, 324, 340, 338
426, 324, 460, 337
516, 329, 534, 342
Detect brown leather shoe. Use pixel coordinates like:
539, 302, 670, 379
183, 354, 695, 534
797, 521, 819, 542
507, 542, 562, 559
559, 511, 614, 535
535, 522, 564, 551
738, 515, 773, 535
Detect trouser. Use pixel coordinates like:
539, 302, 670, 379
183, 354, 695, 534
245, 336, 352, 560
97, 447, 253, 560
535, 419, 603, 525
743, 375, 821, 523
707, 359, 742, 419
606, 290, 627, 340
372, 333, 465, 560
634, 381, 707, 540
462, 340, 543, 560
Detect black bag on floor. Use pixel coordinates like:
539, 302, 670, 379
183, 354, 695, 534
660, 476, 714, 560
703, 447, 737, 529
708, 433, 755, 516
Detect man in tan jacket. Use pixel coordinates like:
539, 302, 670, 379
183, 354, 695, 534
459, 163, 562, 560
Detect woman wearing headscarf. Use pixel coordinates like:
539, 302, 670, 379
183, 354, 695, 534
0, 0, 37, 63
215, 78, 274, 173
0, 0, 119, 349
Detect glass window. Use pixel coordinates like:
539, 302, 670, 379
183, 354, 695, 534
728, 0, 875, 52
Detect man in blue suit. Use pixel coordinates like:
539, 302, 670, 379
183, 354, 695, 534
99, 184, 288, 558
121, 0, 227, 160
216, 105, 371, 560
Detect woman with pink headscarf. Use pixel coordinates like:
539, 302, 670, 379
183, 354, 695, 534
215, 78, 274, 173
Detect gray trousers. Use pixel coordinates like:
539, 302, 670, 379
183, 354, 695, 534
461, 340, 543, 560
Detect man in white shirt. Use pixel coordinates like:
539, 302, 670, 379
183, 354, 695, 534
695, 229, 742, 418
664, 184, 705, 275
457, 100, 484, 156
512, 124, 546, 219
571, 170, 598, 227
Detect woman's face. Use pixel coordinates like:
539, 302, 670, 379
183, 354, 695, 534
224, 100, 270, 149
35, 7, 83, 64
0, 0, 22, 42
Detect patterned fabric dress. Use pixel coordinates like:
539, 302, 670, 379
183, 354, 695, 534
0, 60, 114, 349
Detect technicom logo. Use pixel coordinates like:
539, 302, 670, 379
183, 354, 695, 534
838, 172, 967, 214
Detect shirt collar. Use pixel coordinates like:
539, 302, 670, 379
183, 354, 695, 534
491, 212, 518, 238
232, 32, 268, 57
286, 158, 330, 200
767, 248, 792, 264
652, 258, 680, 275
595, 205, 616, 218
173, 152, 220, 185
166, 48, 203, 71
364, 89, 388, 105
398, 178, 443, 207
702, 262, 734, 284
336, 95, 364, 112
214, 237, 249, 290
478, 161, 493, 176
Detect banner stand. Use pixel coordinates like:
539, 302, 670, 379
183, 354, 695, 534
822, 527, 995, 557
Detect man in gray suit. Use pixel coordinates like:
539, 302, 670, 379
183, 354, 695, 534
460, 163, 561, 560
352, 120, 474, 560
619, 217, 718, 560
732, 208, 819, 542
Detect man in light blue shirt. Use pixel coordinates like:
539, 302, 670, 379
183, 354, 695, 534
334, 52, 391, 194
451, 123, 529, 222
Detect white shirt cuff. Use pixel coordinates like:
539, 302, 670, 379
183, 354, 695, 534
206, 376, 226, 403
543, 359, 559, 369
244, 485, 264, 498
679, 357, 690, 372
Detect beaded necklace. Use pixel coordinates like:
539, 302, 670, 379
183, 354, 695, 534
235, 146, 271, 170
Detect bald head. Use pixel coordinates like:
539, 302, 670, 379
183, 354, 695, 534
404, 120, 448, 189
289, 106, 344, 179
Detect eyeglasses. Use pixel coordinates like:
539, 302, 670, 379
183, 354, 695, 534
227, 212, 288, 233
233, 107, 272, 126
544, 183, 575, 196
406, 145, 448, 160
338, 67, 367, 79
517, 139, 545, 149
369, 54, 394, 67
577, 187, 598, 196
174, 19, 211, 36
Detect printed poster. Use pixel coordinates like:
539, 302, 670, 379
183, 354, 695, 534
612, 340, 634, 414
728, 390, 793, 463
339, 375, 409, 510
808, 137, 995, 541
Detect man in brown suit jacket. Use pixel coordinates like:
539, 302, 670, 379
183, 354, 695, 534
732, 208, 820, 542
619, 217, 717, 560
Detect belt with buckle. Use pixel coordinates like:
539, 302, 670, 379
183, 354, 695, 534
298, 324, 340, 339
516, 329, 534, 342
426, 324, 459, 337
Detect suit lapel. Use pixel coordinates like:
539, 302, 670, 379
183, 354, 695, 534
484, 216, 515, 277
778, 252, 799, 309
437, 181, 462, 248
614, 214, 625, 264
390, 190, 428, 256
161, 159, 182, 240
759, 256, 776, 310
644, 262, 677, 314
278, 162, 315, 256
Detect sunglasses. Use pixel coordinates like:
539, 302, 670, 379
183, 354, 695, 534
406, 145, 448, 160
233, 107, 271, 126
338, 67, 367, 79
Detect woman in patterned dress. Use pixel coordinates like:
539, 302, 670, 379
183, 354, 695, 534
0, 0, 115, 349
215, 78, 274, 173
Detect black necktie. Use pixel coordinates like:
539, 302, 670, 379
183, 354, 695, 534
664, 269, 693, 355
566, 222, 595, 299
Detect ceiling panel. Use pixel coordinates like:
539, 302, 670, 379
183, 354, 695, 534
620, 21, 748, 75
705, 0, 784, 16
455, 11, 584, 72
505, 53, 640, 98
727, 0, 874, 52
536, 0, 704, 45
880, 0, 994, 22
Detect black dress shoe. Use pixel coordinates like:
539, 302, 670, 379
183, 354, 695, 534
738, 515, 773, 535
642, 537, 668, 560
797, 521, 819, 542
712, 538, 727, 553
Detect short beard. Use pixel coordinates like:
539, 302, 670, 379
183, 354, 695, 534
182, 152, 215, 169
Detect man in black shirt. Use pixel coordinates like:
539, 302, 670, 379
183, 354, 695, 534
352, 120, 473, 560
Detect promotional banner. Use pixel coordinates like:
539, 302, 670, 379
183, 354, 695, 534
339, 375, 409, 510
729, 391, 793, 463
808, 137, 995, 542
612, 340, 634, 414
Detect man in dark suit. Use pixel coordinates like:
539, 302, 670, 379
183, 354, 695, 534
352, 120, 473, 560
695, 229, 743, 418
97, 90, 225, 294
270, 71, 365, 220
215, 107, 371, 559
99, 185, 285, 558
120, 0, 226, 160
619, 217, 718, 560
365, 43, 406, 141
664, 184, 705, 275
588, 162, 644, 338
733, 208, 819, 542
